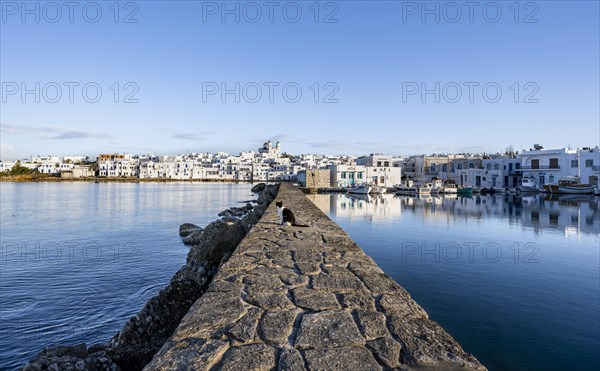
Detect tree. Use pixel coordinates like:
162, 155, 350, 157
504, 145, 517, 157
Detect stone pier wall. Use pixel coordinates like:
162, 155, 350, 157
145, 183, 485, 370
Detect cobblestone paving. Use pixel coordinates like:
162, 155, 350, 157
145, 183, 486, 370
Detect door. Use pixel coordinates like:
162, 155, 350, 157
476, 176, 481, 187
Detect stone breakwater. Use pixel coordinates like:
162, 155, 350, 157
144, 183, 486, 370
22, 184, 280, 371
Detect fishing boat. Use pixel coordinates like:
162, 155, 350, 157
457, 187, 473, 195
370, 185, 387, 194
442, 180, 459, 194
430, 178, 444, 194
517, 176, 541, 192
347, 184, 371, 195
393, 180, 417, 194
555, 177, 594, 194
416, 183, 432, 195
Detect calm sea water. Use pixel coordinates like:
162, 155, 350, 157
0, 182, 256, 370
1, 185, 598, 370
308, 192, 600, 371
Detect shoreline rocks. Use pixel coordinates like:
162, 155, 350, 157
22, 183, 279, 371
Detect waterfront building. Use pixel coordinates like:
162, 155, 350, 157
0, 161, 16, 172
329, 164, 401, 188
518, 146, 600, 186
60, 165, 95, 178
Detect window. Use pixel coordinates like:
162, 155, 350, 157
357, 172, 363, 179
341, 171, 346, 179
549, 158, 559, 169
486, 164, 491, 170
442, 164, 447, 172
469, 163, 475, 169
494, 164, 499, 170
585, 159, 593, 167
457, 163, 463, 170
377, 161, 382, 167
571, 160, 578, 168
531, 159, 539, 169
430, 164, 435, 172
384, 161, 389, 167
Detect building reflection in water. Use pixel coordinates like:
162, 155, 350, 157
307, 192, 600, 237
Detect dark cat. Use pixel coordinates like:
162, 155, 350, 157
275, 201, 309, 227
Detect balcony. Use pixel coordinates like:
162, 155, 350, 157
515, 165, 560, 171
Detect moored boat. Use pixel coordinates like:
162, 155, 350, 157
347, 184, 371, 194
457, 187, 473, 195
518, 176, 542, 192
430, 178, 444, 194
393, 180, 417, 194
444, 182, 458, 193
555, 177, 593, 194
370, 185, 387, 194
416, 183, 432, 195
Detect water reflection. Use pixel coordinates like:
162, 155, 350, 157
308, 193, 600, 237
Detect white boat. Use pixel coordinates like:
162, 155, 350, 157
517, 177, 541, 192
430, 178, 444, 194
370, 185, 387, 194
442, 182, 459, 194
555, 177, 593, 194
393, 180, 417, 194
347, 184, 371, 194
416, 183, 432, 195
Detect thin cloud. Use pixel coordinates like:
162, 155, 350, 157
1, 124, 113, 140
173, 132, 209, 141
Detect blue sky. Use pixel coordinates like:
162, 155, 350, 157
1, 0, 599, 160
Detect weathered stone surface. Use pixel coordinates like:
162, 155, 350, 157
219, 343, 276, 371
145, 339, 227, 370
304, 347, 381, 371
277, 348, 306, 371
312, 271, 366, 292
170, 291, 246, 340
366, 336, 402, 368
341, 292, 376, 310
358, 272, 403, 294
295, 261, 322, 275
208, 279, 243, 293
388, 315, 484, 369
228, 307, 262, 342
279, 273, 308, 287
379, 293, 429, 319
141, 183, 484, 370
258, 310, 298, 345
295, 311, 365, 348
292, 288, 340, 311
245, 293, 296, 310
354, 310, 389, 340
